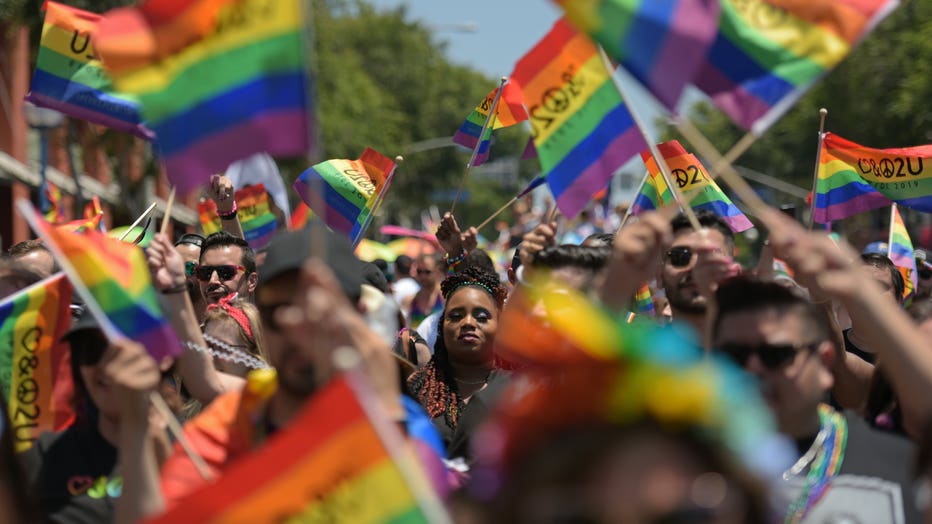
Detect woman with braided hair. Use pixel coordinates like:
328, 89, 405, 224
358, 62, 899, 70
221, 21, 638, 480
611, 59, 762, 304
407, 267, 509, 459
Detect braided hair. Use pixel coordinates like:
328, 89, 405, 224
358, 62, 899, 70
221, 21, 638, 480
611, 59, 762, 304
407, 267, 506, 428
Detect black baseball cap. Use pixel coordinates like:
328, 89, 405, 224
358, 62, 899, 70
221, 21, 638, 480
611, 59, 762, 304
258, 225, 367, 303
174, 233, 205, 248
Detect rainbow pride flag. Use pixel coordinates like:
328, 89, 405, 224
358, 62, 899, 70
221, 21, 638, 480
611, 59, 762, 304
30, 210, 181, 362
198, 184, 278, 250
511, 19, 645, 218
888, 204, 917, 301
0, 273, 75, 452
146, 374, 445, 523
95, 0, 312, 194
630, 140, 752, 232
693, 0, 898, 134
452, 82, 528, 166
294, 148, 397, 245
25, 1, 150, 139
634, 282, 654, 316
556, 0, 721, 110
44, 182, 64, 223
820, 133, 932, 216
289, 201, 314, 231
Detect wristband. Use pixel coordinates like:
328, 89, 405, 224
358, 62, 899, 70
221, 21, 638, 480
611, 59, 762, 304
444, 250, 467, 275
161, 283, 188, 295
218, 200, 238, 220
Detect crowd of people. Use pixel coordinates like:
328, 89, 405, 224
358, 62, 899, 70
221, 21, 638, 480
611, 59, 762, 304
1, 173, 932, 523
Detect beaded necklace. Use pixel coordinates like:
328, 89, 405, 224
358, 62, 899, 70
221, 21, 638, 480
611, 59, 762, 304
784, 404, 848, 523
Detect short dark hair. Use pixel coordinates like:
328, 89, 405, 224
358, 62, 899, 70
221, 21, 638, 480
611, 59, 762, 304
0, 258, 43, 295
860, 253, 904, 302
464, 249, 496, 275
7, 239, 48, 257
582, 233, 614, 247
532, 244, 611, 273
712, 276, 830, 345
395, 255, 413, 275
200, 232, 256, 274
671, 210, 735, 248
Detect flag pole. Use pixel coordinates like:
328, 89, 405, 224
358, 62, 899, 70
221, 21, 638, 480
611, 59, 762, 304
597, 47, 701, 231
450, 76, 507, 215
352, 156, 403, 249
160, 187, 176, 236
618, 170, 649, 229
807, 108, 828, 230
888, 204, 896, 258
475, 176, 546, 232
117, 202, 158, 241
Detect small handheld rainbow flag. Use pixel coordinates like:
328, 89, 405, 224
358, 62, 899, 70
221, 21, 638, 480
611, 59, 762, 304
0, 273, 75, 452
452, 82, 528, 166
630, 140, 753, 232
634, 282, 654, 316
511, 19, 645, 218
44, 182, 65, 223
556, 0, 721, 110
94, 0, 312, 194
294, 148, 397, 245
20, 202, 181, 362
888, 204, 917, 301
198, 184, 278, 250
25, 1, 150, 139
820, 133, 932, 216
692, 0, 898, 134
146, 373, 447, 523
289, 201, 314, 231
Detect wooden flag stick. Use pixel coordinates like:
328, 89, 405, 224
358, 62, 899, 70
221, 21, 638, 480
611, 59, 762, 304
546, 205, 560, 225
160, 187, 176, 236
807, 108, 829, 230
450, 76, 507, 215
887, 203, 897, 258
597, 47, 702, 232
618, 170, 650, 229
673, 117, 770, 218
149, 391, 212, 480
476, 196, 518, 232
117, 202, 158, 241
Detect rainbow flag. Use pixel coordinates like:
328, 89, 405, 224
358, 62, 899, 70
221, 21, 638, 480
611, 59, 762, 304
630, 140, 752, 232
288, 201, 314, 231
888, 205, 917, 301
693, 0, 898, 134
634, 282, 654, 316
31, 212, 181, 362
198, 184, 278, 250
556, 0, 721, 110
511, 19, 645, 218
146, 374, 444, 523
44, 182, 65, 223
819, 133, 932, 218
294, 148, 397, 245
452, 83, 528, 166
0, 273, 75, 452
94, 0, 312, 194
25, 1, 150, 139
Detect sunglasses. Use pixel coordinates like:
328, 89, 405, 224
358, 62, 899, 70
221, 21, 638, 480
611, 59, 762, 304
185, 261, 198, 277
416, 269, 433, 275
195, 264, 246, 281
664, 246, 695, 268
718, 341, 817, 370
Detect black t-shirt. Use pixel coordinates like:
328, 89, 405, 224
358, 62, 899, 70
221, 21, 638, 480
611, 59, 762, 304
780, 411, 920, 523
20, 422, 120, 524
428, 370, 509, 461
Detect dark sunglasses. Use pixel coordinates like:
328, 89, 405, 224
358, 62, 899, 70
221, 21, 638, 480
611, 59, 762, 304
69, 332, 108, 367
664, 246, 694, 268
416, 269, 433, 275
919, 264, 932, 280
185, 261, 198, 277
195, 264, 246, 281
718, 342, 817, 370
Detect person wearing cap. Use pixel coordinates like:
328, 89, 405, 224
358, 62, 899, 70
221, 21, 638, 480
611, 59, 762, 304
19, 314, 169, 524
148, 228, 435, 512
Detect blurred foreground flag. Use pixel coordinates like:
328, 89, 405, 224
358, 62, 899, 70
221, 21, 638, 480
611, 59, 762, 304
95, 0, 313, 194
452, 82, 528, 166
889, 204, 917, 301
630, 140, 752, 232
26, 1, 151, 139
692, 0, 898, 134
511, 19, 645, 218
294, 148, 397, 245
556, 0, 721, 110
814, 132, 932, 223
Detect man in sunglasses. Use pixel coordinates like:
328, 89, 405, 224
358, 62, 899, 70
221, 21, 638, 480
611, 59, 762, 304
712, 276, 920, 523
197, 231, 258, 306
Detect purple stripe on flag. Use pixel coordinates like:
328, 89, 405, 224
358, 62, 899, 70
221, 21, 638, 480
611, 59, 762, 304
137, 323, 182, 363
163, 111, 308, 195
693, 65, 771, 130
648, 0, 721, 108
25, 92, 154, 140
292, 182, 356, 236
554, 129, 644, 218
813, 192, 891, 224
